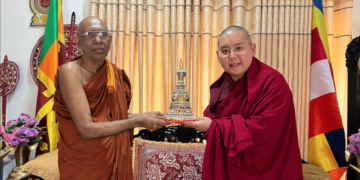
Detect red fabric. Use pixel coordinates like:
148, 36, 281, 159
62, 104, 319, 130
203, 57, 303, 180
140, 151, 204, 179
309, 92, 344, 138
328, 167, 347, 180
311, 27, 328, 64
311, 27, 336, 85
132, 139, 206, 180
209, 73, 244, 113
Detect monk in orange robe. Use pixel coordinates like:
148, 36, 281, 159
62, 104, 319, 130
54, 17, 169, 180
183, 26, 303, 180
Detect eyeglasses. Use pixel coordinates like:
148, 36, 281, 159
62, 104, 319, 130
78, 31, 111, 41
219, 44, 251, 57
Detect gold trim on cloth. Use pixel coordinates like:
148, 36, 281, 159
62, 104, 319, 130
132, 138, 206, 180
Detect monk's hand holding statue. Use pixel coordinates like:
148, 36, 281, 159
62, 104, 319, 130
136, 113, 169, 131
182, 117, 212, 132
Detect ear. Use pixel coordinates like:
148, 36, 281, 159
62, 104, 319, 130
216, 50, 220, 62
108, 35, 112, 44
74, 36, 81, 49
251, 43, 256, 56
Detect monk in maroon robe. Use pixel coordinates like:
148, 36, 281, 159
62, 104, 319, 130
54, 17, 169, 180
183, 26, 303, 180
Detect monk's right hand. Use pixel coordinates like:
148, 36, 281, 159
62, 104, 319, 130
138, 113, 170, 131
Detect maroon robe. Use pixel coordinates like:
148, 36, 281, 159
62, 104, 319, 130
203, 57, 303, 180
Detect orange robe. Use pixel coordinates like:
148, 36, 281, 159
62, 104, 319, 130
54, 59, 134, 180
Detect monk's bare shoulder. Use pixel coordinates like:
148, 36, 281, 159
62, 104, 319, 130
58, 61, 82, 88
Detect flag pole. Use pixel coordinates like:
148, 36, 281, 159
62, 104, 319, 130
68, 12, 75, 61
2, 55, 7, 126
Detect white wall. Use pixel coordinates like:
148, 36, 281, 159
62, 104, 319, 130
82, 0, 91, 18
0, 0, 83, 179
353, 0, 360, 38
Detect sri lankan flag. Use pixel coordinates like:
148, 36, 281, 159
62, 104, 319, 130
309, 0, 347, 179
35, 0, 66, 156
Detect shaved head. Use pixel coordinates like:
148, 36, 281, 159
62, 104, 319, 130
78, 16, 107, 34
216, 25, 256, 82
75, 16, 111, 62
218, 26, 252, 48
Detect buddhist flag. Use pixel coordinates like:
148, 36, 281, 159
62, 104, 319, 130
309, 0, 347, 176
35, 0, 66, 156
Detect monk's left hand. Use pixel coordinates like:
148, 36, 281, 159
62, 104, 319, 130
182, 117, 212, 132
